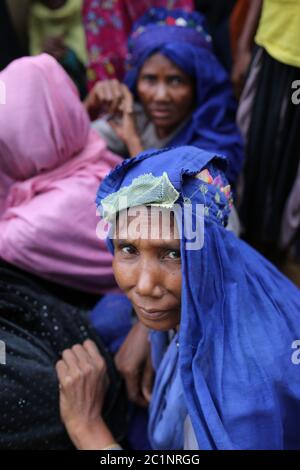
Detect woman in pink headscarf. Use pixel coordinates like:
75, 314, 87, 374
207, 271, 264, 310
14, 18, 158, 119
0, 54, 128, 450
0, 53, 121, 294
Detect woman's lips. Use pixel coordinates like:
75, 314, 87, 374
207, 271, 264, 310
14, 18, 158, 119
137, 306, 171, 321
150, 108, 172, 119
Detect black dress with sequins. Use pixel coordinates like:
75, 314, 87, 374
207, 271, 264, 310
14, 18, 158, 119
0, 260, 127, 449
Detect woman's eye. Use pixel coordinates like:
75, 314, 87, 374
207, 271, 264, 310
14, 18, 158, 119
142, 75, 156, 84
166, 250, 181, 260
169, 77, 183, 85
121, 245, 136, 255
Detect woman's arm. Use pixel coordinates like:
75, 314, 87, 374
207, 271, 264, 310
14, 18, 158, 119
67, 418, 117, 451
236, 0, 262, 55
231, 0, 263, 97
115, 321, 154, 406
56, 339, 119, 450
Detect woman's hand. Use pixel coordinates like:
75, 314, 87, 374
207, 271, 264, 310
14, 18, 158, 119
43, 36, 67, 62
84, 79, 131, 120
115, 322, 154, 407
56, 339, 115, 449
84, 80, 143, 156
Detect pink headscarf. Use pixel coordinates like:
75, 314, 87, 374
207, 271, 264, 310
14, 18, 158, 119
0, 54, 121, 293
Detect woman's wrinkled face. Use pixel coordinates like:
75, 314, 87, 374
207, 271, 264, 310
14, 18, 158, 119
137, 53, 195, 139
112, 206, 181, 331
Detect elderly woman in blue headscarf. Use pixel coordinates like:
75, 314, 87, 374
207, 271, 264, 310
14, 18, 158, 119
56, 146, 300, 450
84, 7, 243, 187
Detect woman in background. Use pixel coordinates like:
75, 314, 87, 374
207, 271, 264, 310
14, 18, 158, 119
0, 54, 121, 296
29, 0, 88, 98
86, 8, 244, 187
237, 0, 300, 269
0, 54, 127, 450
82, 0, 193, 88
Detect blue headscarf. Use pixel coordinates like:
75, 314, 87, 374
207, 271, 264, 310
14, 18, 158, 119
124, 8, 244, 186
96, 146, 300, 450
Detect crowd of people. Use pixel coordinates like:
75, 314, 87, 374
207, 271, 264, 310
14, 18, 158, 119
0, 0, 300, 450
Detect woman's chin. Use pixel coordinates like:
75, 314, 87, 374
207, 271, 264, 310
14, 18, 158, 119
138, 316, 179, 331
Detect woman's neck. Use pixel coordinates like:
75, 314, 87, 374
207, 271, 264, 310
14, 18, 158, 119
155, 126, 176, 140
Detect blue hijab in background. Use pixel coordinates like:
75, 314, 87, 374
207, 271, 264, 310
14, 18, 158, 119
96, 145, 300, 450
124, 8, 243, 186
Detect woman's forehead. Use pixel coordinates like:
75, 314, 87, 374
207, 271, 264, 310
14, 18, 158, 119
114, 206, 180, 242
140, 52, 185, 75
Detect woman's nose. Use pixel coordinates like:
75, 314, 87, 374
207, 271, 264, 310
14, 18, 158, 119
135, 262, 163, 298
153, 83, 169, 101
